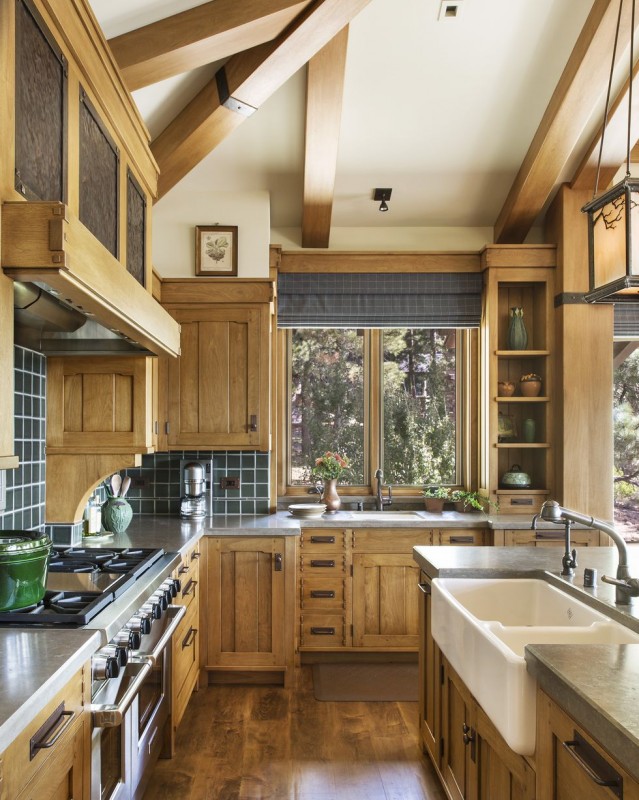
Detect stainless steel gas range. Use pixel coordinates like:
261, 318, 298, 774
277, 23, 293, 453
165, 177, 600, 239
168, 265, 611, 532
0, 545, 185, 800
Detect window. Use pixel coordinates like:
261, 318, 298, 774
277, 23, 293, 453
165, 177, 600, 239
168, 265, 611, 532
283, 327, 464, 492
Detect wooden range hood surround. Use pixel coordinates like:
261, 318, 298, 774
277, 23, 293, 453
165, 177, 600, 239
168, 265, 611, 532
1, 201, 180, 359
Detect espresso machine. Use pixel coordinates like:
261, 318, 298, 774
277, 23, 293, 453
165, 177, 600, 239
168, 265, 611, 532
179, 461, 209, 518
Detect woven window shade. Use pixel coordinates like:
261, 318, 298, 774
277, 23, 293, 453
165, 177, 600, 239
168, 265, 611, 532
614, 305, 639, 338
277, 273, 482, 328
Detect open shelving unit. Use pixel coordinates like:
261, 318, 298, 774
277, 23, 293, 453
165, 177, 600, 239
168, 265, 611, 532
481, 265, 555, 514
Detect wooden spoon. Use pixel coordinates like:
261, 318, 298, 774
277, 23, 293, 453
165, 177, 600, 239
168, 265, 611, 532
110, 474, 122, 497
120, 476, 131, 498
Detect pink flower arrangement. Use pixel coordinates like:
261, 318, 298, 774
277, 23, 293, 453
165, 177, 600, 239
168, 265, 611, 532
311, 451, 350, 481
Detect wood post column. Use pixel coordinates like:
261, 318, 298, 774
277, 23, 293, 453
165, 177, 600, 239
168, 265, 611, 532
545, 184, 614, 520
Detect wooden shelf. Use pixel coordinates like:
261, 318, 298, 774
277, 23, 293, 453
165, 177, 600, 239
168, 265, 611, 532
494, 443, 550, 449
495, 396, 549, 403
495, 350, 550, 357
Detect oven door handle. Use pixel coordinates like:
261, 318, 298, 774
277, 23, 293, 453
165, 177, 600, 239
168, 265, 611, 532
140, 604, 186, 666
90, 658, 153, 728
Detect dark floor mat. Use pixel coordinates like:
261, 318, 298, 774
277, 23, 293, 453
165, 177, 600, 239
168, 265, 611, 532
312, 661, 419, 701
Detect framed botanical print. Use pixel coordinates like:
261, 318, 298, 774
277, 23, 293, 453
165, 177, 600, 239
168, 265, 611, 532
195, 225, 238, 276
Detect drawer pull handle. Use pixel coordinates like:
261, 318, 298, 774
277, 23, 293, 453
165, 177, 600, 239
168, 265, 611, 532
310, 590, 335, 598
178, 565, 189, 575
249, 414, 258, 432
310, 536, 335, 544
274, 552, 283, 571
418, 582, 431, 595
30, 703, 75, 760
182, 627, 198, 649
511, 497, 533, 506
310, 560, 335, 568
562, 733, 623, 797
191, 551, 201, 560
310, 627, 335, 635
182, 578, 198, 597
450, 536, 473, 544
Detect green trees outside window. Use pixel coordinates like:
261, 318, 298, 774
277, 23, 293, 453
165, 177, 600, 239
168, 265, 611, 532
288, 328, 458, 488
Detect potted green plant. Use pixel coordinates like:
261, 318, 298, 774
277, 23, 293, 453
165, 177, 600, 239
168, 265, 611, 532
422, 486, 451, 513
451, 490, 499, 514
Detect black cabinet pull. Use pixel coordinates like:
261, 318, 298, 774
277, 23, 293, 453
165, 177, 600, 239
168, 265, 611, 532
310, 559, 335, 568
310, 627, 335, 635
190, 551, 201, 560
178, 564, 189, 575
30, 703, 75, 760
310, 590, 335, 598
182, 627, 198, 649
274, 553, 283, 571
450, 536, 474, 544
249, 414, 258, 432
563, 733, 623, 797
182, 578, 197, 598
310, 535, 335, 544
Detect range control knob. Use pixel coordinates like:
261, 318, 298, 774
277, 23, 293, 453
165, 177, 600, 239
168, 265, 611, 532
151, 589, 169, 610
127, 612, 152, 636
141, 600, 162, 619
162, 578, 179, 598
92, 650, 120, 681
114, 628, 141, 652
101, 642, 128, 667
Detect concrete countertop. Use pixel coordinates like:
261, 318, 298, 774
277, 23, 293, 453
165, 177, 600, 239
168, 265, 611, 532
414, 544, 639, 779
0, 628, 100, 753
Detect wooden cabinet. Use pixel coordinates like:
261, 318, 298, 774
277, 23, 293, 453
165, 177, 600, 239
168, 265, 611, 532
419, 572, 442, 768
537, 688, 639, 799
46, 355, 155, 454
0, 664, 89, 800
0, 275, 18, 469
164, 304, 270, 451
170, 540, 201, 743
205, 536, 295, 685
481, 260, 555, 514
494, 528, 600, 547
298, 527, 485, 653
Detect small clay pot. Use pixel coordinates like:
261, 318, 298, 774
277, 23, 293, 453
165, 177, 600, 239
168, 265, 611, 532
424, 497, 445, 513
498, 381, 516, 397
520, 380, 542, 397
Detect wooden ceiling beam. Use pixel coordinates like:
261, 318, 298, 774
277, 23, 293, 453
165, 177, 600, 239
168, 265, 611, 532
108, 0, 311, 92
152, 0, 371, 200
301, 27, 349, 248
494, 0, 639, 244
571, 57, 639, 191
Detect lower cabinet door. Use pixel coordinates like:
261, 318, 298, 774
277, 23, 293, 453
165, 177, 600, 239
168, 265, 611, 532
351, 553, 420, 648
172, 606, 200, 732
17, 716, 87, 800
441, 663, 475, 800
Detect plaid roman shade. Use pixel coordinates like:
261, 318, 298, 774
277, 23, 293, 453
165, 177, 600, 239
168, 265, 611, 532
615, 305, 639, 338
277, 272, 482, 328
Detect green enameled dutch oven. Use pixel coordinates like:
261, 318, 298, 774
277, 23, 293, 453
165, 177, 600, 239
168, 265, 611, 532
0, 531, 52, 611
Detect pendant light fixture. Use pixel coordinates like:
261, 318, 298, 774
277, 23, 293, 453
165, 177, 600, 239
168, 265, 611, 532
373, 188, 392, 212
582, 0, 639, 302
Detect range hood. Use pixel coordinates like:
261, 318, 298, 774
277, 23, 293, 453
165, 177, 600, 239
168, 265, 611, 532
2, 201, 180, 358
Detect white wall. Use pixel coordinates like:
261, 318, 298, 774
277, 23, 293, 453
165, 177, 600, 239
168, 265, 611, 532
152, 189, 271, 278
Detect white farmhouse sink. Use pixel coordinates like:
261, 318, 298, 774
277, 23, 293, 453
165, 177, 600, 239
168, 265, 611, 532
346, 511, 424, 521
431, 578, 639, 755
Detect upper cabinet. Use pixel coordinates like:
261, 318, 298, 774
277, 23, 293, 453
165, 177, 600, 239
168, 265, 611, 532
162, 279, 273, 452
480, 246, 556, 515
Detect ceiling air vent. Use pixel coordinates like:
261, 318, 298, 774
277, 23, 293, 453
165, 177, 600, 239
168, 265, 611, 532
438, 1, 462, 21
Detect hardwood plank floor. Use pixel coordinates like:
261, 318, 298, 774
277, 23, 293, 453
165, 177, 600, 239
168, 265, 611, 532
144, 666, 446, 800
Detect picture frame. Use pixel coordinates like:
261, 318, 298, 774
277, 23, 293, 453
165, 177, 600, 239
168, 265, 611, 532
497, 412, 517, 442
195, 225, 238, 276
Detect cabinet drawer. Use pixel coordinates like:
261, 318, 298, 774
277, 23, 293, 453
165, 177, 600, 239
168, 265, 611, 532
1, 667, 85, 800
437, 529, 486, 546
299, 529, 347, 552
300, 614, 346, 647
497, 493, 545, 514
172, 604, 199, 730
300, 577, 347, 611
299, 553, 347, 575
352, 529, 432, 552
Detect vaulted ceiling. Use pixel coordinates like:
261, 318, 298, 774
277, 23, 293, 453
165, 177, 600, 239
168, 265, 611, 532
89, 0, 639, 246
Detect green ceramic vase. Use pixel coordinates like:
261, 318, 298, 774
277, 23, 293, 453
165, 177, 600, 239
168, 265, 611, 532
101, 497, 133, 533
506, 307, 528, 350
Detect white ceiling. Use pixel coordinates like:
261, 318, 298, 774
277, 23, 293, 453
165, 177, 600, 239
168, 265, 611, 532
88, 0, 598, 230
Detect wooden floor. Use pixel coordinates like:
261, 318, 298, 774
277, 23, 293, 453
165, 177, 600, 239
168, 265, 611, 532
143, 666, 446, 800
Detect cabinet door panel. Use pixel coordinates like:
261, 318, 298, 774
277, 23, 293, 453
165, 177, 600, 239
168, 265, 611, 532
352, 553, 420, 648
442, 664, 474, 800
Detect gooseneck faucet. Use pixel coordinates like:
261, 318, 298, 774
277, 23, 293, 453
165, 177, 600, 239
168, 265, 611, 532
374, 468, 392, 511
533, 500, 639, 604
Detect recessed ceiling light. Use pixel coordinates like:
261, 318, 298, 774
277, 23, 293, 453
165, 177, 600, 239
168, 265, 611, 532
438, 1, 462, 21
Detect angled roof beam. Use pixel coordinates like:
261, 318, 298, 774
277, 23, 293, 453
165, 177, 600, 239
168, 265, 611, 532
152, 0, 371, 200
571, 57, 639, 191
108, 0, 312, 92
301, 27, 349, 248
494, 0, 639, 244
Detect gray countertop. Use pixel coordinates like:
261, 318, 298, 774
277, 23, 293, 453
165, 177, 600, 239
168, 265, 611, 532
414, 544, 639, 779
0, 628, 100, 753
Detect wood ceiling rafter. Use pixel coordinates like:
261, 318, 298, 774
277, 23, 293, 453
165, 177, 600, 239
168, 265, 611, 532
108, 0, 312, 92
494, 0, 639, 244
301, 26, 349, 248
151, 0, 372, 201
571, 57, 639, 191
